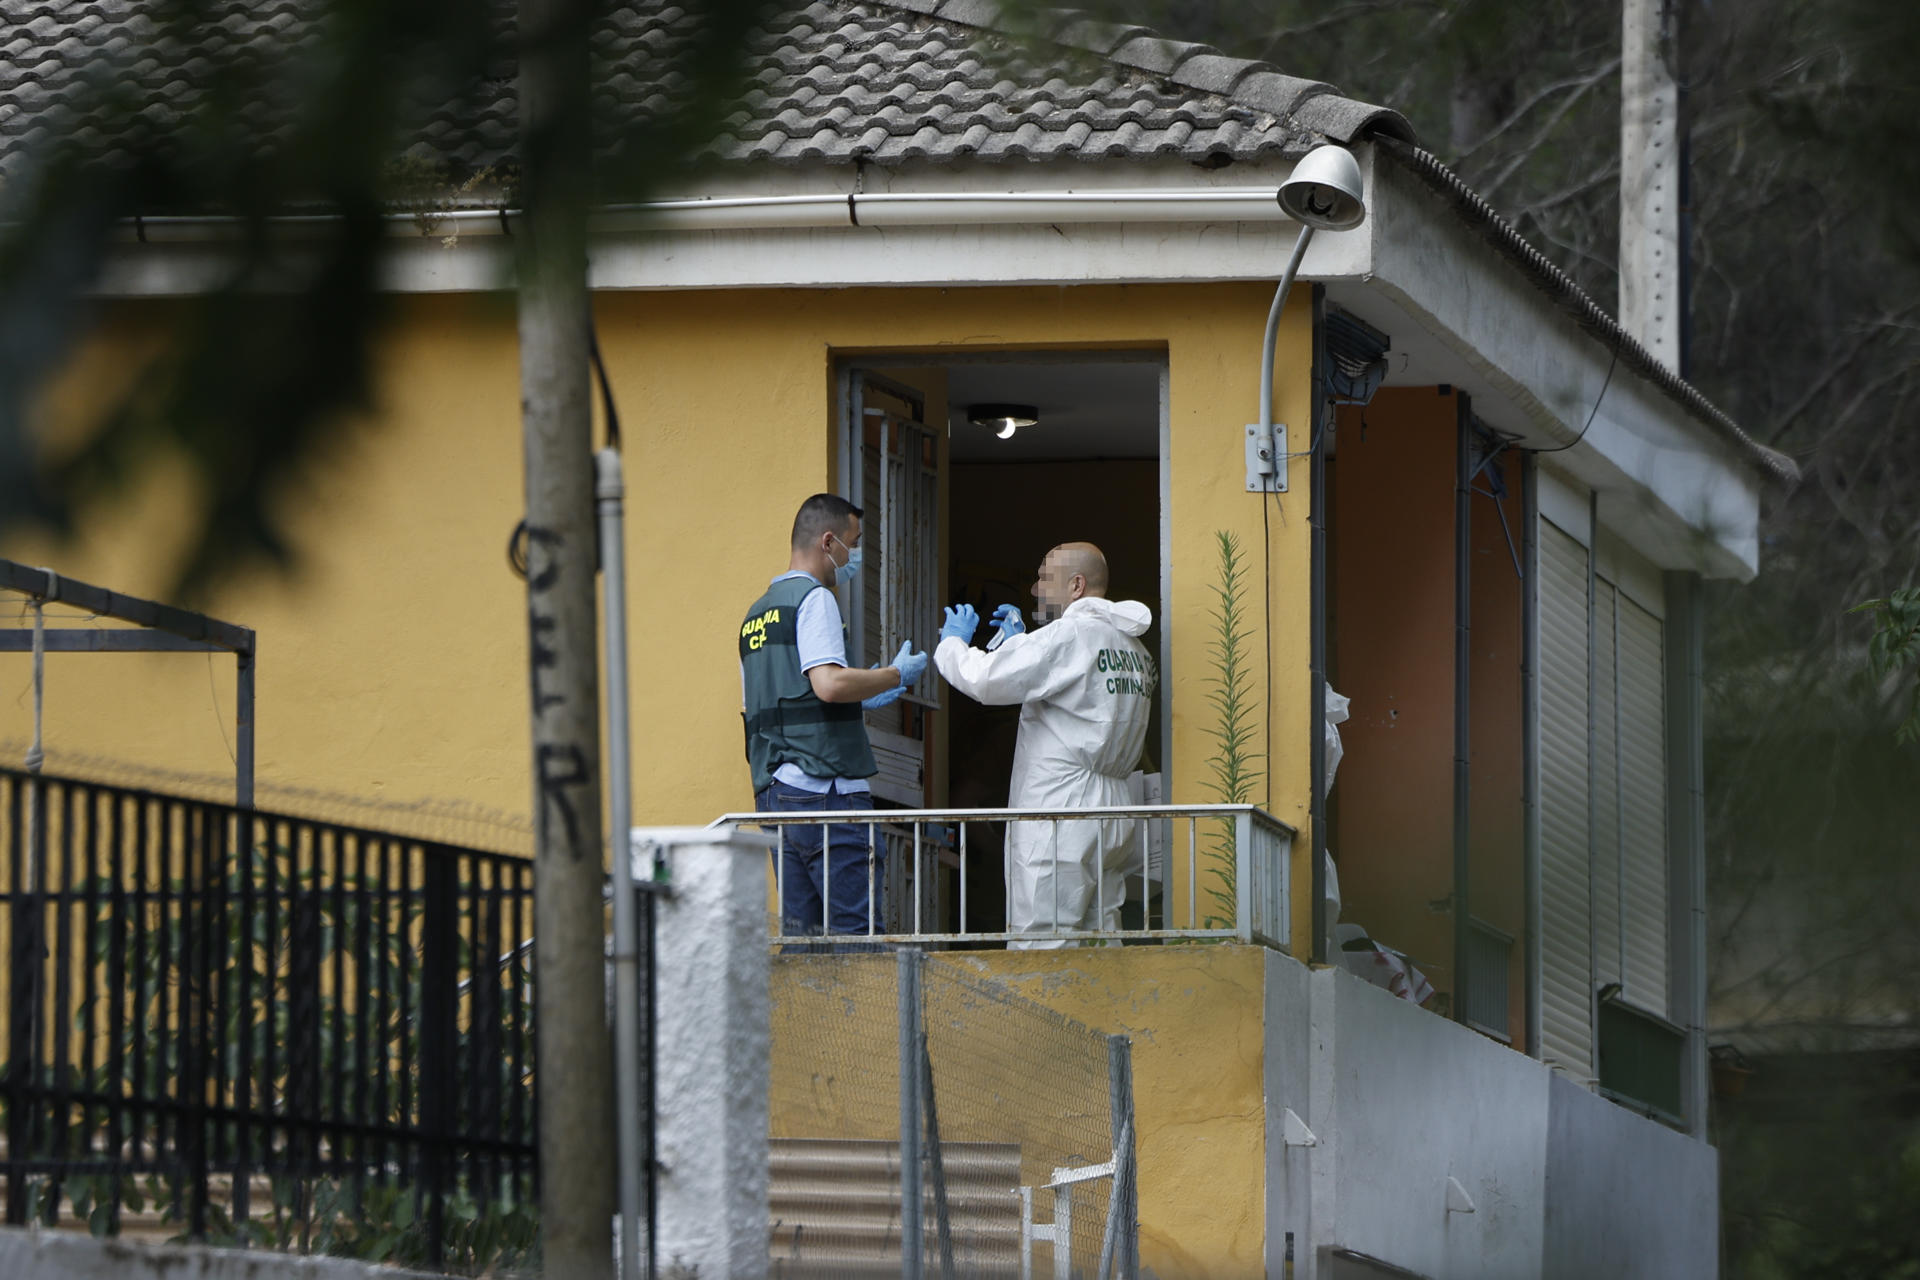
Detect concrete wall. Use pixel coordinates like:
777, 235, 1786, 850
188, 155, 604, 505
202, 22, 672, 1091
0, 1228, 438, 1280
1541, 1073, 1718, 1279
766, 944, 1716, 1280
1307, 966, 1551, 1280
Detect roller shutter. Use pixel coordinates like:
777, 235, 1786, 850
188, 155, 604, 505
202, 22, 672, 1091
1538, 521, 1593, 1079
1616, 594, 1669, 1015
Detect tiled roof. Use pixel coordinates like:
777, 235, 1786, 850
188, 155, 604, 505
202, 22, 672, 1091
691, 0, 1414, 166
0, 0, 1415, 185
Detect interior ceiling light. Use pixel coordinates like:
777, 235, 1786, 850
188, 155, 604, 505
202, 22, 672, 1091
968, 403, 1040, 440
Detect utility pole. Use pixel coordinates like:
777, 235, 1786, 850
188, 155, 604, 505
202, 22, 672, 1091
517, 0, 614, 1274
1620, 0, 1683, 368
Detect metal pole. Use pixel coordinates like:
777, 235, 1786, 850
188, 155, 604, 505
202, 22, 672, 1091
1522, 453, 1544, 1057
516, 0, 613, 1269
1453, 395, 1474, 1022
235, 648, 255, 810
921, 1033, 955, 1279
600, 447, 644, 1280
1106, 1035, 1138, 1280
1308, 287, 1329, 962
898, 948, 924, 1280
1585, 491, 1601, 1061
1258, 225, 1316, 437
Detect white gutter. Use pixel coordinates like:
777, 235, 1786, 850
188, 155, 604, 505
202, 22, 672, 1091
114, 187, 1298, 242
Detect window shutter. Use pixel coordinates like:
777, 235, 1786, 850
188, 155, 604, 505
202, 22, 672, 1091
1593, 582, 1622, 990
1616, 594, 1669, 1015
1538, 521, 1593, 1079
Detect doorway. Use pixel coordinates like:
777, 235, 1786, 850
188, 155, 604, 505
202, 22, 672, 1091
837, 353, 1167, 935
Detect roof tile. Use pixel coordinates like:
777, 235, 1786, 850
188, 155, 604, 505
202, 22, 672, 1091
0, 0, 1414, 184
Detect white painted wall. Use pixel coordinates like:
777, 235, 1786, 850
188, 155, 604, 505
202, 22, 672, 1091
1308, 967, 1551, 1280
1541, 1074, 1718, 1278
642, 826, 775, 1280
1260, 960, 1718, 1279
1363, 156, 1760, 581
1264, 950, 1316, 1278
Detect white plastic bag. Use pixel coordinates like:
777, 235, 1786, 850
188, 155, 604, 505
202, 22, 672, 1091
1324, 683, 1351, 793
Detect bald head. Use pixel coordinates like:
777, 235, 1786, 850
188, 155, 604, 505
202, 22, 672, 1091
1051, 542, 1108, 594
1032, 541, 1109, 622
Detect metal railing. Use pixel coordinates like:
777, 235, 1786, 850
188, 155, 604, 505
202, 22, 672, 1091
710, 804, 1294, 949
0, 769, 548, 1273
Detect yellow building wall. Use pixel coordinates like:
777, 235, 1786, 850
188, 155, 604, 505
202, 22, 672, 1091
770, 945, 1272, 1279
5, 284, 1318, 949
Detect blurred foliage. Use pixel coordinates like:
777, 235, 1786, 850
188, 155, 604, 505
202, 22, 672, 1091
1852, 588, 1920, 744
8, 0, 1920, 1270
0, 0, 777, 599
1072, 0, 1920, 1272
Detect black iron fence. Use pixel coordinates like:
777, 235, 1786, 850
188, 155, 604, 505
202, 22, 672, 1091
0, 768, 556, 1273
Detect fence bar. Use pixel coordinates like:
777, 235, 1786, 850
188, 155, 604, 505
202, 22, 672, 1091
898, 948, 924, 1280
0, 769, 547, 1270
5, 776, 29, 1224
1107, 1036, 1139, 1280
920, 1033, 955, 1280
419, 852, 457, 1267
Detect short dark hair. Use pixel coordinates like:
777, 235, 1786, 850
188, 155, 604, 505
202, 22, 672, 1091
790, 493, 862, 550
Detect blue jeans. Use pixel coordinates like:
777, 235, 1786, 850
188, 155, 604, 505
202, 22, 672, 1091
756, 782, 883, 937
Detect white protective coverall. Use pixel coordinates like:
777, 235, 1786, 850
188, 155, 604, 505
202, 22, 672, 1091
935, 597, 1157, 947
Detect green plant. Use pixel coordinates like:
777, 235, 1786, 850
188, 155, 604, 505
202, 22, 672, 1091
1851, 587, 1920, 743
1201, 530, 1264, 928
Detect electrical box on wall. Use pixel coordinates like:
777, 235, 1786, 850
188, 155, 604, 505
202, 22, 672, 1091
1246, 422, 1289, 492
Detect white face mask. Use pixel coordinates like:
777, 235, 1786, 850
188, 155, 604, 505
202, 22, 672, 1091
830, 534, 862, 585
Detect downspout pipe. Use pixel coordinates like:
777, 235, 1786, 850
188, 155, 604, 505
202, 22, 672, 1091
1523, 452, 1543, 1056
598, 446, 645, 1280
1453, 394, 1474, 1022
1308, 285, 1330, 964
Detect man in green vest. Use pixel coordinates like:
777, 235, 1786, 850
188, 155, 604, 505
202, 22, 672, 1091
741, 493, 927, 937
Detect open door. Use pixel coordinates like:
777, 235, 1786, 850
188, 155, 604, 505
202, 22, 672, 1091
843, 369, 942, 807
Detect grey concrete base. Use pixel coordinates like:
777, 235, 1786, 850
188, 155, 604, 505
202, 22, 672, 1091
639, 825, 774, 1280
0, 1227, 444, 1279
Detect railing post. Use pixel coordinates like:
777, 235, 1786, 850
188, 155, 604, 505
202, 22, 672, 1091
1234, 811, 1254, 943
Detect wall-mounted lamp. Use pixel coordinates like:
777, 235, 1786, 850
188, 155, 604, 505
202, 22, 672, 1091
968, 403, 1040, 440
1251, 144, 1370, 493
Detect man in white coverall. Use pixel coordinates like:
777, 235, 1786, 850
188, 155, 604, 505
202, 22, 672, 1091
934, 542, 1157, 948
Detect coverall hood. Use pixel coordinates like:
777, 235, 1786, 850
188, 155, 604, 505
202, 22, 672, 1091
1061, 596, 1152, 636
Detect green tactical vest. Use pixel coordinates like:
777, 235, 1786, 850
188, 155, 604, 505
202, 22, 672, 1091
739, 575, 878, 792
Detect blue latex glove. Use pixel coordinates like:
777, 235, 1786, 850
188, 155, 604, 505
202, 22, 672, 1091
862, 664, 905, 710
940, 604, 980, 644
987, 603, 1026, 649
892, 640, 929, 687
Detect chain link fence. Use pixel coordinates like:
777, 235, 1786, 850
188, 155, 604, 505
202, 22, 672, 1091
769, 951, 1136, 1279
